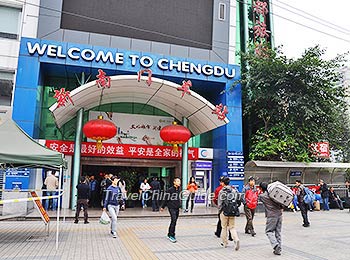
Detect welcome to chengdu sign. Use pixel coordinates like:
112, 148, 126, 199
26, 41, 236, 79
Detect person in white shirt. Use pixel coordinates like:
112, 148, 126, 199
140, 178, 151, 208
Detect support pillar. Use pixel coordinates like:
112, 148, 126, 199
181, 117, 189, 209
71, 108, 84, 209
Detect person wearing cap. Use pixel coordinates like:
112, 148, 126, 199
213, 176, 233, 241
242, 176, 259, 236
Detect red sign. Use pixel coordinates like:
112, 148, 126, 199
30, 191, 50, 224
46, 140, 199, 160
309, 142, 330, 158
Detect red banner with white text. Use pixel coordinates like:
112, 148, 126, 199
45, 140, 199, 160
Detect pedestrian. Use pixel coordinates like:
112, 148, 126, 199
140, 178, 151, 208
217, 177, 240, 250
242, 176, 258, 236
44, 170, 58, 211
184, 176, 198, 213
118, 178, 127, 211
295, 180, 310, 227
329, 187, 344, 210
150, 177, 161, 212
74, 177, 90, 224
213, 176, 233, 241
319, 179, 330, 211
259, 182, 284, 255
103, 176, 123, 238
100, 173, 112, 206
89, 175, 99, 208
160, 177, 181, 243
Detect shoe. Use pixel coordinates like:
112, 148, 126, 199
190, 210, 193, 213
220, 242, 227, 248
84, 221, 89, 224
183, 209, 189, 213
74, 220, 78, 224
235, 240, 240, 251
251, 231, 256, 237
168, 236, 177, 243
228, 237, 233, 241
273, 245, 281, 255
112, 231, 117, 238
302, 223, 310, 227
245, 230, 251, 234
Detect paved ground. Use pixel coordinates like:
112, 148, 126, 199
0, 209, 350, 260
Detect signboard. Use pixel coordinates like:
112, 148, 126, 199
198, 148, 213, 159
26, 41, 237, 80
46, 140, 199, 160
309, 142, 330, 158
191, 161, 212, 169
290, 171, 302, 177
30, 191, 50, 224
227, 151, 244, 180
4, 168, 30, 190
89, 111, 173, 145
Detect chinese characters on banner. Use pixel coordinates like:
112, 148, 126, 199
45, 140, 199, 160
227, 151, 244, 180
309, 142, 330, 158
252, 0, 270, 56
53, 88, 74, 108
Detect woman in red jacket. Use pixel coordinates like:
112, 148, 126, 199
184, 177, 198, 213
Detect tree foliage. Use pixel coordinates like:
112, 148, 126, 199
238, 45, 349, 162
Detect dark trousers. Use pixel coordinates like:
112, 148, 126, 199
186, 193, 195, 211
168, 208, 179, 237
89, 191, 99, 207
152, 191, 160, 211
244, 205, 255, 233
75, 199, 88, 222
215, 212, 232, 239
299, 202, 310, 225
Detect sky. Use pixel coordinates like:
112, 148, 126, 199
272, 0, 350, 63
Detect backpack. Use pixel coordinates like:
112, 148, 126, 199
303, 187, 315, 204
221, 187, 241, 217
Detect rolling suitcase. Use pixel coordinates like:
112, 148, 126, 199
267, 181, 294, 207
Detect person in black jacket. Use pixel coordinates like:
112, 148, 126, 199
150, 177, 161, 212
160, 177, 181, 243
74, 177, 90, 224
295, 180, 310, 227
319, 179, 330, 211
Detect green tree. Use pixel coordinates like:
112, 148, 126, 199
238, 45, 349, 162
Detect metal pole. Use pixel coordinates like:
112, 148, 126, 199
71, 108, 84, 209
56, 165, 63, 250
181, 117, 189, 209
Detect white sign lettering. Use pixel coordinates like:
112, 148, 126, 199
26, 42, 236, 79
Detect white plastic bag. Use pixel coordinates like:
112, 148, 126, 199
99, 211, 111, 225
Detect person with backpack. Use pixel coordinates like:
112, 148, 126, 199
217, 177, 240, 250
103, 176, 123, 238
259, 182, 284, 255
213, 176, 233, 241
242, 176, 258, 236
295, 180, 310, 227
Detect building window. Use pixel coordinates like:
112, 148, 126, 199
0, 5, 21, 39
0, 72, 14, 106
219, 3, 226, 21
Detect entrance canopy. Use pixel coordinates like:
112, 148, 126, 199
0, 119, 65, 168
49, 75, 229, 135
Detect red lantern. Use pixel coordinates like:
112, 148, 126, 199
160, 121, 191, 152
83, 115, 117, 150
